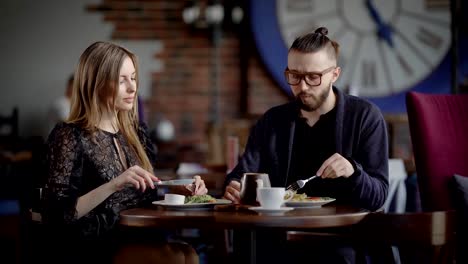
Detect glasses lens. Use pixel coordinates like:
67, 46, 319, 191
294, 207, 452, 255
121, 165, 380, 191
286, 72, 297, 85
305, 74, 321, 86
286, 72, 301, 85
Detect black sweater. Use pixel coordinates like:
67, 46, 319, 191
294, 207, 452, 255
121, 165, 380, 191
225, 87, 389, 211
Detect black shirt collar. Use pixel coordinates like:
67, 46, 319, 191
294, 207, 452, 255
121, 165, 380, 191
296, 106, 337, 123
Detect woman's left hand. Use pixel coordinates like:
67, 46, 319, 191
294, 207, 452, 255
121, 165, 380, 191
188, 175, 208, 195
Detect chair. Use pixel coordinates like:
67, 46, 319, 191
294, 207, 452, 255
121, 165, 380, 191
406, 91, 468, 263
113, 242, 199, 264
287, 210, 456, 263
206, 118, 255, 166
406, 92, 468, 211
355, 210, 456, 263
0, 200, 21, 264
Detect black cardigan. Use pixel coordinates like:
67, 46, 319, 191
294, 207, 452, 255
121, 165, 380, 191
225, 87, 389, 211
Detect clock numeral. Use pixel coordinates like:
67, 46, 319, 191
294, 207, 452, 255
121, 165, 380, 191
286, 0, 314, 12
377, 41, 394, 92
393, 28, 433, 67
286, 22, 318, 44
362, 61, 377, 88
400, 11, 449, 28
425, 0, 449, 10
416, 27, 443, 50
285, 19, 318, 32
397, 54, 414, 76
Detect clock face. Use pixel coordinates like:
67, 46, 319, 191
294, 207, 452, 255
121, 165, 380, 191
249, 0, 466, 112
276, 0, 451, 97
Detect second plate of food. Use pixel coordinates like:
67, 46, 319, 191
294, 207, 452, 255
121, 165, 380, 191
152, 199, 232, 210
153, 194, 232, 210
285, 194, 336, 208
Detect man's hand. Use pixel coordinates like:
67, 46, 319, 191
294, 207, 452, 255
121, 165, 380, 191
316, 153, 355, 179
223, 180, 241, 203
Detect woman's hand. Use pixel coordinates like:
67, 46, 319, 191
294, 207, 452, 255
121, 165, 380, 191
169, 175, 209, 196
111, 165, 159, 192
188, 175, 208, 195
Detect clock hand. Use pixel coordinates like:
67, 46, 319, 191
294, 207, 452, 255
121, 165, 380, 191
365, 0, 394, 48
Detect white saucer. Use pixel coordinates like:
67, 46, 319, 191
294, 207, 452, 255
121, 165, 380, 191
285, 198, 336, 208
152, 199, 231, 210
248, 206, 294, 215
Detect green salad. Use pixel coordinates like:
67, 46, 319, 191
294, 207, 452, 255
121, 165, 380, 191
184, 194, 217, 204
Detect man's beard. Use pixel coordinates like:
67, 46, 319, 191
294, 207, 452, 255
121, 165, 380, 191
295, 81, 332, 112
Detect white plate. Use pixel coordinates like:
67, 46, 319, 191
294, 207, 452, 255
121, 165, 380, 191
248, 206, 294, 215
285, 198, 336, 208
156, 179, 194, 186
152, 199, 232, 210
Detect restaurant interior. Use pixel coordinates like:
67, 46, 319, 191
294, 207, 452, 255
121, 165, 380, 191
1, 0, 468, 263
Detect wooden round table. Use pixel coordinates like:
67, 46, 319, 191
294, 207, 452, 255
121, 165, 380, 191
120, 204, 369, 230
119, 204, 369, 264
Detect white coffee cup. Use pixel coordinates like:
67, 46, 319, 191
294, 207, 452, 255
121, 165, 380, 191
257, 187, 287, 209
164, 194, 185, 205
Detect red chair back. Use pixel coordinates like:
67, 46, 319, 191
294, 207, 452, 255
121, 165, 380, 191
406, 92, 468, 211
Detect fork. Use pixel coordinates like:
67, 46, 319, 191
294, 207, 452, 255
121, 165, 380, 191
286, 175, 318, 192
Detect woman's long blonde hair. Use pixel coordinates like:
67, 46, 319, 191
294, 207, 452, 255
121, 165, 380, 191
68, 41, 153, 172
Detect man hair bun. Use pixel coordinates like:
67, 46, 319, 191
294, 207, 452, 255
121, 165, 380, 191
314, 27, 328, 36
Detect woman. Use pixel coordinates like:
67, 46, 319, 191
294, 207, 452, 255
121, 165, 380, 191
43, 41, 206, 263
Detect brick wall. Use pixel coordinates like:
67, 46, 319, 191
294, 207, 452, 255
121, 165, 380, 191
88, 0, 288, 153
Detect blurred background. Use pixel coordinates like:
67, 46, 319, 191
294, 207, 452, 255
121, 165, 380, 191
0, 0, 287, 171
1, 0, 468, 205
1, 0, 468, 262
1, 0, 468, 198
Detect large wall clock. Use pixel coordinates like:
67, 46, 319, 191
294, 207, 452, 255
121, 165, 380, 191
251, 0, 468, 113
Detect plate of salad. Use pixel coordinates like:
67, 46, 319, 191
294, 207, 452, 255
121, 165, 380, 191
284, 193, 335, 208
152, 194, 231, 210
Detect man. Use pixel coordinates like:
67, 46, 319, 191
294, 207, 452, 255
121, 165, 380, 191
223, 27, 388, 212
223, 26, 389, 263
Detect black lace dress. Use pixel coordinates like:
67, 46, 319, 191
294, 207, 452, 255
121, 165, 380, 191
42, 122, 158, 241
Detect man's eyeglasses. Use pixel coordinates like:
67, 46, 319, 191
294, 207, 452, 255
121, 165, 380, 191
284, 66, 336, 86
